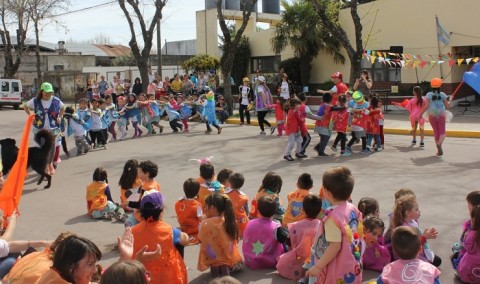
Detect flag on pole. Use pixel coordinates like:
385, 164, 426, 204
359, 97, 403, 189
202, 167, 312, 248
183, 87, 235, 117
0, 115, 34, 218
436, 16, 450, 46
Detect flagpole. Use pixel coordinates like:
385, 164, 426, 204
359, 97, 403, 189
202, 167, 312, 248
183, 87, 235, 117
436, 15, 445, 79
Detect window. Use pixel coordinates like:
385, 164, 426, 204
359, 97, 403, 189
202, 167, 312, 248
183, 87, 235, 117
251, 56, 281, 73
12, 81, 19, 92
361, 56, 401, 82
54, 65, 64, 71
1, 82, 8, 92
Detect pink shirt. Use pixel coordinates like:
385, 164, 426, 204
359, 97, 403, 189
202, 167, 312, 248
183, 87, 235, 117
380, 259, 440, 284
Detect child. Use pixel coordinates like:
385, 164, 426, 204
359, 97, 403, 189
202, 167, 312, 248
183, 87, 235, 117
217, 168, 233, 187
249, 171, 285, 222
118, 159, 142, 212
124, 94, 143, 138
131, 191, 188, 283
365, 96, 383, 152
137, 93, 155, 135
268, 96, 286, 136
63, 106, 90, 156
297, 93, 322, 156
242, 196, 285, 269
306, 167, 364, 284
86, 167, 127, 221
362, 216, 390, 272
384, 188, 417, 245
177, 95, 192, 132
115, 95, 128, 140
89, 98, 105, 148
391, 195, 441, 267
224, 172, 249, 238
283, 98, 307, 161
407, 86, 427, 146
159, 97, 183, 133
98, 99, 110, 146
198, 193, 243, 278
197, 162, 224, 209
452, 191, 480, 269
377, 226, 440, 283
455, 204, 480, 283
282, 173, 313, 226
203, 91, 222, 134
346, 91, 370, 154
104, 95, 118, 141
277, 194, 323, 281
124, 160, 161, 227
147, 93, 164, 134
357, 197, 380, 218
330, 94, 351, 157
238, 77, 254, 125
175, 178, 202, 244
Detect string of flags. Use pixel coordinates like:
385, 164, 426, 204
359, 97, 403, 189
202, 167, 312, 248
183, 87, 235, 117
363, 50, 479, 69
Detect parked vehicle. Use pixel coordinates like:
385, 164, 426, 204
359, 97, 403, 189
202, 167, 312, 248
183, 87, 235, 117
0, 79, 23, 110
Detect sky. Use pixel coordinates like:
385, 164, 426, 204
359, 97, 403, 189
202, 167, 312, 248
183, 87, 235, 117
39, 0, 278, 48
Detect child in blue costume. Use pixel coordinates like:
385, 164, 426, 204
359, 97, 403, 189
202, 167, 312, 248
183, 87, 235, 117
203, 91, 222, 135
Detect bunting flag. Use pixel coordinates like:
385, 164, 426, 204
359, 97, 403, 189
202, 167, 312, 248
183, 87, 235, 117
449, 60, 456, 68
0, 115, 34, 218
457, 59, 464, 66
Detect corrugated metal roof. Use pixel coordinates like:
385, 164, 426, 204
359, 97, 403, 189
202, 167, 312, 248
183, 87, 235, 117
93, 44, 131, 57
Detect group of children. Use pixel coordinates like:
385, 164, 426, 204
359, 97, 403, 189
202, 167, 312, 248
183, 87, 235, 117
81, 156, 480, 283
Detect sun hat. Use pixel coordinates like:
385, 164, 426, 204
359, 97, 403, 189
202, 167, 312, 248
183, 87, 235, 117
258, 76, 266, 83
352, 91, 364, 103
430, 78, 443, 88
243, 77, 249, 82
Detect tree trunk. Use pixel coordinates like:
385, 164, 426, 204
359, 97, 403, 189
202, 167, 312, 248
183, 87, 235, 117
34, 19, 42, 83
138, 57, 149, 93
222, 46, 235, 115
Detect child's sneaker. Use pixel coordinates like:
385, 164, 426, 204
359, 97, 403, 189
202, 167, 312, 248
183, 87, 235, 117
259, 131, 266, 135
420, 141, 424, 147
331, 145, 338, 152
102, 212, 115, 221
340, 151, 351, 157
159, 125, 164, 133
376, 147, 383, 152
345, 146, 352, 153
218, 127, 222, 134
283, 155, 294, 161
205, 129, 212, 134
361, 149, 371, 155
412, 140, 417, 145
270, 126, 276, 135
114, 212, 128, 222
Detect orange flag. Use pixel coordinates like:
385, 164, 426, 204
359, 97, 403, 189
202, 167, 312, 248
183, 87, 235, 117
0, 115, 34, 217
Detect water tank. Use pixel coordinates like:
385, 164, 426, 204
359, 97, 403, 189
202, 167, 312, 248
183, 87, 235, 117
205, 0, 224, 10
262, 0, 280, 14
240, 1, 257, 12
225, 0, 239, 10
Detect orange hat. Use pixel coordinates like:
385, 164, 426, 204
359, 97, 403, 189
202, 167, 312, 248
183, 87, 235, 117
430, 78, 443, 88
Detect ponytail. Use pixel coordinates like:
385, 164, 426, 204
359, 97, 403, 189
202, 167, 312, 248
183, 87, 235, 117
413, 86, 423, 107
391, 195, 416, 229
205, 193, 239, 241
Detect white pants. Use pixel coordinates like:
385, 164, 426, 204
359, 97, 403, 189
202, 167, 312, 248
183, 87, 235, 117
284, 132, 302, 156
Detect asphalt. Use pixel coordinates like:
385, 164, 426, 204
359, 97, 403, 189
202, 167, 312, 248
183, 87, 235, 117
227, 103, 480, 138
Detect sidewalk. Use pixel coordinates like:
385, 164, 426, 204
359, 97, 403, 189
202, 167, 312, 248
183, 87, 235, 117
226, 105, 480, 138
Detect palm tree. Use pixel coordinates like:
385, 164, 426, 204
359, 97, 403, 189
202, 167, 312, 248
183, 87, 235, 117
271, 0, 344, 86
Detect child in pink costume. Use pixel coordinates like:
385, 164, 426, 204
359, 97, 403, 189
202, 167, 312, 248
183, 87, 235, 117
242, 196, 285, 269
378, 226, 440, 284
268, 97, 286, 136
306, 167, 364, 284
406, 86, 427, 146
277, 194, 323, 281
456, 198, 480, 283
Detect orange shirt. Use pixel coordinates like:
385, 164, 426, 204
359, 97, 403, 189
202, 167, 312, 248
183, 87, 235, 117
86, 181, 108, 216
196, 177, 224, 209
134, 179, 161, 222
120, 178, 143, 204
132, 221, 187, 284
5, 248, 52, 284
282, 189, 311, 226
34, 268, 69, 284
175, 197, 202, 237
224, 188, 249, 238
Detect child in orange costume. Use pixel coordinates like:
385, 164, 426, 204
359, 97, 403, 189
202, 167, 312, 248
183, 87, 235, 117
175, 178, 203, 244
249, 171, 285, 222
282, 173, 314, 227
198, 193, 243, 279
196, 162, 224, 209
224, 173, 249, 238
118, 159, 142, 212
132, 191, 189, 284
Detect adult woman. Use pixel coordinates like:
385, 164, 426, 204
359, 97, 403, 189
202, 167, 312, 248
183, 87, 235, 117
181, 74, 194, 97
132, 78, 143, 96
35, 235, 102, 284
277, 73, 294, 100
420, 78, 451, 156
353, 70, 373, 98
24, 82, 65, 171
255, 76, 275, 135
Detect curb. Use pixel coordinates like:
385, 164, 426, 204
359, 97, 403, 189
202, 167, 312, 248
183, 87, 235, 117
225, 118, 480, 138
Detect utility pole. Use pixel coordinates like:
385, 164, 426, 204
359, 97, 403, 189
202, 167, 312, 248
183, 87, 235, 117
157, 18, 162, 78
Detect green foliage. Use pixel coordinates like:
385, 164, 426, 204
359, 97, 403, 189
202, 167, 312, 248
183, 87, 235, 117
112, 53, 137, 66
181, 54, 220, 73
280, 57, 302, 85
231, 36, 251, 86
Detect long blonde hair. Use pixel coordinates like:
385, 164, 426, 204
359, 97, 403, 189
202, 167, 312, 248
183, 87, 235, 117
391, 195, 417, 229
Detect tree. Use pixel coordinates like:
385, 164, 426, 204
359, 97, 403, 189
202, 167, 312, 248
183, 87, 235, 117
271, 0, 344, 86
216, 0, 258, 114
0, 0, 30, 79
181, 54, 220, 73
219, 25, 251, 90
112, 53, 137, 66
309, 0, 364, 84
28, 0, 69, 83
118, 0, 166, 92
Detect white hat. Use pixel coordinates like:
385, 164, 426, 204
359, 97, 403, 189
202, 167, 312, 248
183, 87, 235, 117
258, 76, 266, 83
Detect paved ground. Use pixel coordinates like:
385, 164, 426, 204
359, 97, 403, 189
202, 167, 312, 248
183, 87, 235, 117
1, 106, 479, 283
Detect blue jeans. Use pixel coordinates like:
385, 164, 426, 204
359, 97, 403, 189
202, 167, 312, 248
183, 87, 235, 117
367, 134, 381, 150
0, 256, 18, 278
124, 213, 139, 227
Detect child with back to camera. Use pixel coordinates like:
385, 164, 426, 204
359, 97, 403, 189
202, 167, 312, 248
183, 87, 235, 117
365, 96, 384, 152
249, 171, 285, 222
282, 173, 313, 227
63, 106, 90, 156
391, 195, 441, 267
197, 162, 224, 209
306, 167, 364, 284
277, 194, 323, 281
175, 178, 202, 244
118, 159, 142, 213
377, 226, 440, 284
100, 260, 149, 284
242, 196, 286, 270
283, 98, 307, 161
452, 191, 480, 270
330, 94, 351, 157
406, 86, 427, 146
224, 173, 249, 238
86, 167, 127, 222
267, 96, 287, 136
217, 168, 233, 188
198, 193, 243, 279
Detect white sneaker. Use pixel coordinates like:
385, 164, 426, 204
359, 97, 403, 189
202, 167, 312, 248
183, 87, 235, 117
259, 131, 266, 135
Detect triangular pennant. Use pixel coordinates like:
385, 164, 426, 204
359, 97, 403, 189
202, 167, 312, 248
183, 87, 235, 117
447, 53, 452, 60
367, 50, 372, 55
417, 55, 423, 61
420, 61, 428, 68
430, 61, 437, 66
438, 60, 445, 64
449, 60, 455, 68
400, 60, 406, 68
466, 58, 473, 65
473, 57, 479, 63
370, 55, 377, 65
457, 59, 464, 66
377, 51, 383, 57
413, 61, 420, 68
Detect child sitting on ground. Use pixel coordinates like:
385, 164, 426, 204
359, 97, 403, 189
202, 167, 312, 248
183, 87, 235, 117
277, 194, 323, 281
197, 162, 224, 209
175, 178, 202, 244
242, 196, 286, 270
455, 203, 480, 283
249, 171, 285, 222
217, 168, 233, 188
86, 167, 126, 222
377, 226, 440, 283
282, 173, 313, 227
362, 216, 391, 272
224, 173, 249, 238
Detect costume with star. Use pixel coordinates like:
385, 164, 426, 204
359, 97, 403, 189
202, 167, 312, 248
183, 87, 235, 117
242, 217, 285, 269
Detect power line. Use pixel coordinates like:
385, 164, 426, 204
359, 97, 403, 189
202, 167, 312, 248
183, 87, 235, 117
451, 32, 480, 40
52, 1, 117, 17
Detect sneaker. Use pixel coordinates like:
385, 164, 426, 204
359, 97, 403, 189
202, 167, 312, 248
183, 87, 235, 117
376, 147, 383, 152
354, 138, 360, 144
179, 124, 183, 131
121, 132, 128, 140
114, 212, 128, 222
56, 157, 61, 164
102, 212, 115, 221
283, 155, 294, 161
295, 153, 308, 158
270, 126, 276, 135
412, 140, 417, 145
259, 131, 266, 135
313, 144, 320, 153
361, 149, 372, 155
239, 122, 244, 125
218, 127, 222, 134
330, 145, 338, 152
159, 125, 164, 133
77, 151, 83, 156
151, 129, 156, 134
420, 141, 424, 147
319, 152, 329, 156
345, 146, 352, 153
205, 129, 212, 134
183, 128, 190, 133
341, 151, 351, 157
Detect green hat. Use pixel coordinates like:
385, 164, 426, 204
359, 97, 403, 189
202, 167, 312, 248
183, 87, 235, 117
352, 91, 364, 103
40, 82, 54, 93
